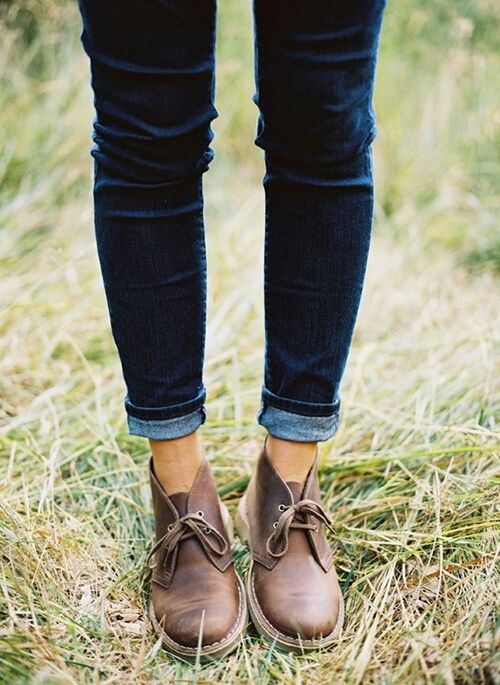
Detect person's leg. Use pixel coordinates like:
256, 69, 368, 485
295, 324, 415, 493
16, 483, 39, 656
253, 0, 386, 480
77, 0, 218, 493
77, 2, 247, 658
237, 0, 387, 649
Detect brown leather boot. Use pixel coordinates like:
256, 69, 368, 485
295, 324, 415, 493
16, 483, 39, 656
235, 436, 344, 651
147, 455, 247, 662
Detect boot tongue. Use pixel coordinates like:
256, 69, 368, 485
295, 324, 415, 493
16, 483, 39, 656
284, 481, 312, 556
169, 491, 189, 517
286, 481, 305, 504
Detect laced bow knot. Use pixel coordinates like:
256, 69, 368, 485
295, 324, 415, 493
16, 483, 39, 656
147, 512, 228, 570
265, 498, 334, 558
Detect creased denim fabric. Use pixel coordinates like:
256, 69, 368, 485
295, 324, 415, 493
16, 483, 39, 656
77, 0, 386, 442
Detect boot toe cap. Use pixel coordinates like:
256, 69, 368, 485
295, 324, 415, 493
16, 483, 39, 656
253, 566, 342, 641
266, 598, 339, 640
152, 581, 241, 648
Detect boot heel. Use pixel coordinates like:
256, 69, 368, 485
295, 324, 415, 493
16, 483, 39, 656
234, 497, 250, 544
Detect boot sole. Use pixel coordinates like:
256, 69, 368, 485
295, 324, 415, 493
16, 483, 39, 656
150, 501, 248, 663
235, 495, 344, 653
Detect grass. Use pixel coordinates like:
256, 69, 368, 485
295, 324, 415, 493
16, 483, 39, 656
1, 0, 499, 683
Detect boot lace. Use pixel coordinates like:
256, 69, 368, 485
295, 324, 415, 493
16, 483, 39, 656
266, 499, 334, 558
147, 512, 228, 570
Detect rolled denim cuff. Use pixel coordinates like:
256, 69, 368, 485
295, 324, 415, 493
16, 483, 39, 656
256, 385, 341, 442
127, 406, 206, 439
124, 387, 207, 439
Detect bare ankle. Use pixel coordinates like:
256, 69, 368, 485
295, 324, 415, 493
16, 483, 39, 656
265, 434, 318, 485
149, 431, 203, 496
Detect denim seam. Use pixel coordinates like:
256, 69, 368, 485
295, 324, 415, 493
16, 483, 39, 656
198, 175, 208, 389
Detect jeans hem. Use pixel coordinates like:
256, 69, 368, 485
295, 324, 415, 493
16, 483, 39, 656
260, 385, 340, 416
127, 406, 206, 440
124, 385, 206, 421
257, 386, 341, 442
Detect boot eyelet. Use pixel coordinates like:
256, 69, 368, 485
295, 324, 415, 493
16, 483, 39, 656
278, 504, 286, 512
273, 522, 278, 529
204, 527, 211, 534
167, 523, 174, 531
197, 510, 204, 517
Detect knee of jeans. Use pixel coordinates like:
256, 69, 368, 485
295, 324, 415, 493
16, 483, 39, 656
255, 98, 376, 183
90, 105, 218, 186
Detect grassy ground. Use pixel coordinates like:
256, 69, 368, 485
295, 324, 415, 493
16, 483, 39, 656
1, 0, 499, 683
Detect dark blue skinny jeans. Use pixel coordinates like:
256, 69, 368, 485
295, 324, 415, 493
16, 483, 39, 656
77, 0, 386, 442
